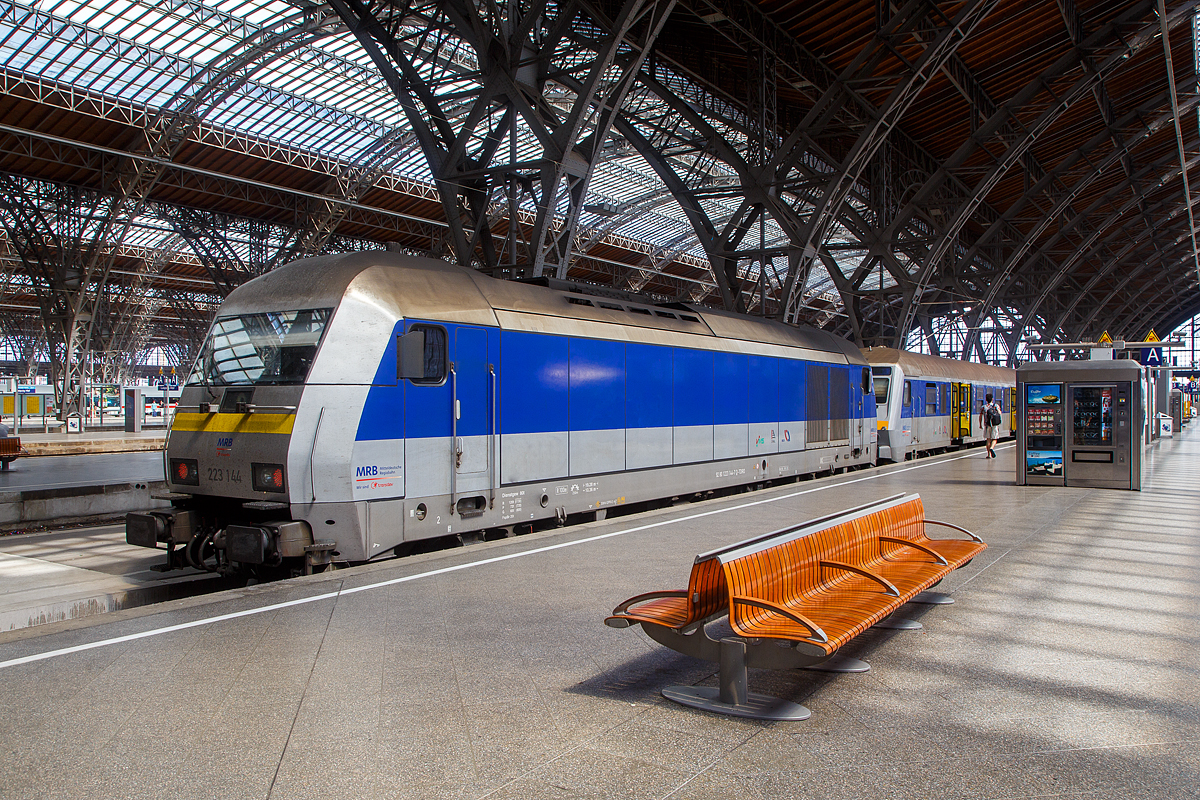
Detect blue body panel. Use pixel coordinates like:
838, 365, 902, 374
748, 356, 778, 424
355, 320, 405, 441
500, 330, 568, 435
778, 359, 806, 421
673, 348, 714, 427
569, 337, 625, 431
356, 324, 868, 457
714, 352, 748, 425
626, 343, 672, 428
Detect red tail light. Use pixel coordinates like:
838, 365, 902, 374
252, 463, 286, 493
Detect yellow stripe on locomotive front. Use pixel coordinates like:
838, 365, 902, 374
171, 412, 297, 435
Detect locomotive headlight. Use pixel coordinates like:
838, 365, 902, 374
170, 459, 199, 486
252, 463, 286, 493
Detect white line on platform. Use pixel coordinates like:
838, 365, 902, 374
0, 445, 1010, 671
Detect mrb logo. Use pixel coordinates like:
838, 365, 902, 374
216, 436, 233, 455
356, 465, 378, 477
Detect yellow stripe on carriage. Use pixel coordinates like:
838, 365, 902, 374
171, 412, 296, 435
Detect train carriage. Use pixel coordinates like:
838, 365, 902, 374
864, 347, 1015, 462
130, 252, 878, 573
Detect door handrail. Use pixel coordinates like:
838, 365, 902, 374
309, 406, 324, 502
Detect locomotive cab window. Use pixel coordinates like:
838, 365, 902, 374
188, 308, 332, 387
398, 324, 447, 384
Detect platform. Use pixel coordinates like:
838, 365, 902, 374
0, 450, 168, 530
12, 428, 166, 456
0, 524, 227, 631
1, 430, 1197, 799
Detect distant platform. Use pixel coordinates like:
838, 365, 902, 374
14, 428, 165, 456
1, 430, 1197, 798
0, 451, 167, 530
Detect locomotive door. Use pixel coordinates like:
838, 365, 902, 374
451, 327, 494, 505
851, 367, 866, 455
956, 383, 972, 438
951, 384, 961, 439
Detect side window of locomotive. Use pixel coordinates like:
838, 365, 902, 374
925, 382, 937, 415
400, 324, 447, 385
903, 381, 912, 408
861, 368, 871, 394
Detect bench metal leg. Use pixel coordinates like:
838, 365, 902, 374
662, 638, 811, 721
910, 591, 954, 604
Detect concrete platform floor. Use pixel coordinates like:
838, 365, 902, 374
1, 431, 1197, 800
0, 524, 227, 631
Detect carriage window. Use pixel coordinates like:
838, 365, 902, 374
925, 383, 938, 415
873, 376, 890, 404
903, 381, 912, 407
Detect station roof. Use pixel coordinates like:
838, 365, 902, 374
1, 0, 1197, 366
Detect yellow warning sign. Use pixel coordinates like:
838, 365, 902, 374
1145, 329, 1160, 342
1097, 331, 1113, 344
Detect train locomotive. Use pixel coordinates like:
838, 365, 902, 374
127, 251, 880, 574
864, 347, 1015, 462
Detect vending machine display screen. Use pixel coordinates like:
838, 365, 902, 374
1026, 384, 1061, 405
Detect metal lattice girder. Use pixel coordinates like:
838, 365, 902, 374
960, 99, 1200, 354
773, 0, 1002, 323
894, 0, 1196, 348
637, 0, 1005, 327
1041, 155, 1200, 342
325, 0, 679, 277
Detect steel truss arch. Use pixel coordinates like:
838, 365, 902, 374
896, 0, 1189, 350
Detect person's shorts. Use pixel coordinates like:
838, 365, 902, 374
985, 425, 999, 439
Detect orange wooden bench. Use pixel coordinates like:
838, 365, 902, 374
605, 496, 912, 662
608, 493, 985, 720
0, 437, 23, 470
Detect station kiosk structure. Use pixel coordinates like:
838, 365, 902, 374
1016, 361, 1144, 490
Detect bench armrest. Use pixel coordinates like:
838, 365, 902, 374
820, 561, 900, 596
879, 536, 949, 566
730, 595, 828, 644
611, 590, 688, 616
923, 519, 983, 543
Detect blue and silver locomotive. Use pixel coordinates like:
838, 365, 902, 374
128, 251, 878, 573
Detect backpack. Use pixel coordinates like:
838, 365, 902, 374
985, 404, 1002, 427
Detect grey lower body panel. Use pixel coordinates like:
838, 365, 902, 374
378, 443, 870, 554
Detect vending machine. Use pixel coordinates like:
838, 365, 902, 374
1016, 361, 1143, 490
1022, 382, 1064, 486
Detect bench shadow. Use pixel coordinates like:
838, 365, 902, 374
571, 603, 942, 704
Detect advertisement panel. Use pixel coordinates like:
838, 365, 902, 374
1026, 450, 1063, 476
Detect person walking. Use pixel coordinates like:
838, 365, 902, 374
979, 392, 1001, 458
